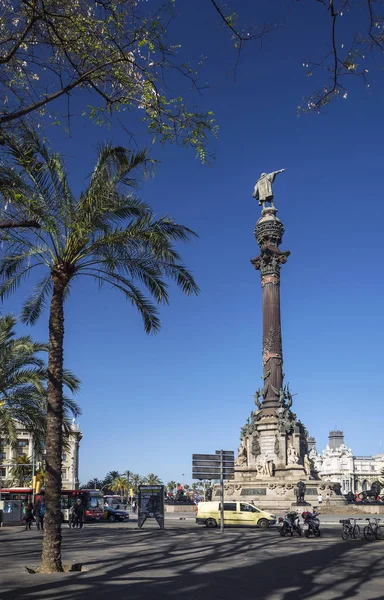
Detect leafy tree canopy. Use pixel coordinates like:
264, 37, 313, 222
0, 0, 217, 160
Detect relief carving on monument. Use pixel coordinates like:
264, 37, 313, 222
268, 482, 294, 495
224, 483, 242, 496
256, 456, 275, 477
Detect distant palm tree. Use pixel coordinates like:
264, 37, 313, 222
82, 478, 104, 490
9, 455, 32, 486
0, 130, 198, 571
111, 476, 128, 497
0, 314, 80, 450
145, 473, 162, 485
167, 480, 177, 494
102, 471, 120, 493
106, 470, 120, 481
130, 473, 142, 494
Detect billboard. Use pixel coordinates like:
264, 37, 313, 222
138, 485, 165, 530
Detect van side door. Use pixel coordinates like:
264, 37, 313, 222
237, 502, 258, 526
222, 502, 237, 525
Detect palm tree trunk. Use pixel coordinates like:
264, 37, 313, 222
41, 275, 66, 573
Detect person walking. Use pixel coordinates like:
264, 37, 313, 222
24, 502, 34, 530
39, 498, 46, 530
72, 499, 85, 529
33, 496, 42, 530
325, 493, 331, 507
317, 493, 323, 505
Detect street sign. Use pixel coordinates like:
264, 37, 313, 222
192, 448, 234, 484
192, 454, 218, 462
192, 460, 235, 468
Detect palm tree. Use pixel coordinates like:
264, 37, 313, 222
82, 478, 104, 490
145, 473, 162, 485
0, 129, 198, 572
130, 473, 142, 495
9, 454, 32, 486
110, 476, 128, 497
102, 470, 120, 492
105, 470, 120, 482
167, 480, 177, 495
0, 313, 80, 452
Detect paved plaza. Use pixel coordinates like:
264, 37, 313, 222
1, 518, 384, 600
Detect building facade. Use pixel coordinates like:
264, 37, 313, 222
309, 431, 384, 494
0, 420, 82, 489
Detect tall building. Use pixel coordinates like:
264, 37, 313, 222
309, 431, 384, 494
0, 420, 82, 489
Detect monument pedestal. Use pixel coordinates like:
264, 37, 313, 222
219, 479, 321, 512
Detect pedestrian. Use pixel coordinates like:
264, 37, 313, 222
325, 493, 331, 507
72, 498, 84, 529
39, 498, 46, 530
317, 493, 323, 505
24, 502, 34, 530
33, 496, 42, 530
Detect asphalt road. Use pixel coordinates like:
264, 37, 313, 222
1, 519, 384, 600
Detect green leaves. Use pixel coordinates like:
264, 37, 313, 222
0, 313, 81, 446
0, 132, 200, 335
0, 0, 216, 160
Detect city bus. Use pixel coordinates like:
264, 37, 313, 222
0, 488, 104, 522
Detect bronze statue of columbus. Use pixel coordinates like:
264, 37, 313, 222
253, 169, 285, 210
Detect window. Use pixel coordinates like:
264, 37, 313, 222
240, 503, 257, 513
0, 451, 6, 460
16, 439, 28, 456
61, 454, 67, 461
222, 502, 237, 511
0, 467, 6, 477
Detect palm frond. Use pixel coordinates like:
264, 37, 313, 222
21, 275, 53, 325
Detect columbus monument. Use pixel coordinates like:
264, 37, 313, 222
222, 170, 319, 509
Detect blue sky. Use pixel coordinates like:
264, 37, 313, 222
3, 0, 384, 484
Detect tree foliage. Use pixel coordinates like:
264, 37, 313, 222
0, 0, 217, 160
0, 313, 80, 450
209, 0, 384, 112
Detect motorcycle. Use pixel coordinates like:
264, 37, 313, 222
301, 510, 321, 538
277, 511, 302, 537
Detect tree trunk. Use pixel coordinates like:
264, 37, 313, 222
41, 275, 66, 573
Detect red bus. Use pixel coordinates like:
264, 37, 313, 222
0, 488, 104, 522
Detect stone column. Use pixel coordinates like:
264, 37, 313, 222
251, 207, 290, 412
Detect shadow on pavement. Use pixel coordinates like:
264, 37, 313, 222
1, 526, 383, 599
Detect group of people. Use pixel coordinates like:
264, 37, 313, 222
23, 496, 85, 530
23, 496, 45, 530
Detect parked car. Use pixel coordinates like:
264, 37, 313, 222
196, 501, 276, 528
103, 507, 129, 522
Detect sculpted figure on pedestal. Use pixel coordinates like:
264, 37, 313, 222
304, 453, 312, 476
288, 446, 299, 465
235, 441, 248, 467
